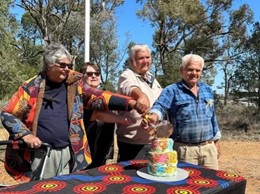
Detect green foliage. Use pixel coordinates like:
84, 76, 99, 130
0, 0, 22, 99
19, 12, 42, 43
90, 11, 119, 85
136, 0, 254, 90
14, 0, 126, 91
231, 22, 260, 111
19, 40, 45, 67
0, 58, 39, 99
153, 52, 180, 87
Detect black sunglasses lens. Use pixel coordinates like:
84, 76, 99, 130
86, 72, 100, 76
58, 63, 72, 69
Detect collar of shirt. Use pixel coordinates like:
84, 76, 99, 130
179, 80, 203, 90
143, 75, 154, 87
130, 69, 155, 87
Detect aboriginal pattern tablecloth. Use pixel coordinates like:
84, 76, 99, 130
0, 160, 246, 194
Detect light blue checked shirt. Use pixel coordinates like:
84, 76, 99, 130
150, 80, 221, 143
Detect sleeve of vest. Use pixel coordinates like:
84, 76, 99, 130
1, 86, 32, 140
82, 84, 132, 111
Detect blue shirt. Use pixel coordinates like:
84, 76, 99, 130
150, 80, 221, 143
37, 80, 69, 148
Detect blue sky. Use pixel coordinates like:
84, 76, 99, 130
116, 0, 260, 46
116, 0, 260, 94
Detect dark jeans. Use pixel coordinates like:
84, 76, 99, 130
86, 121, 115, 169
117, 140, 150, 162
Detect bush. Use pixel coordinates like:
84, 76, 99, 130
216, 103, 260, 141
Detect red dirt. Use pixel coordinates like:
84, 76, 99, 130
219, 141, 260, 194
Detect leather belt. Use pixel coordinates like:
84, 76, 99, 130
175, 140, 213, 146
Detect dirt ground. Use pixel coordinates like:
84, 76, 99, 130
219, 141, 260, 194
0, 127, 259, 193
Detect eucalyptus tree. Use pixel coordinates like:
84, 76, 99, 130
16, 0, 126, 90
232, 22, 260, 111
89, 0, 127, 91
0, 0, 32, 99
17, 0, 85, 55
136, 0, 253, 86
218, 4, 253, 105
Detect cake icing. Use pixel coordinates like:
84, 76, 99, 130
147, 138, 178, 177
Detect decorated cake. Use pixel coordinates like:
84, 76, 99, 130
147, 138, 178, 177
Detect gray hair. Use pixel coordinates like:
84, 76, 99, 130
43, 43, 71, 71
128, 44, 151, 66
181, 54, 204, 69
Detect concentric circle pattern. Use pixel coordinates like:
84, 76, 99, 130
187, 177, 218, 188
167, 186, 200, 194
123, 184, 156, 194
216, 171, 245, 182
98, 164, 124, 173
183, 168, 201, 177
102, 175, 131, 184
32, 181, 67, 192
73, 183, 106, 193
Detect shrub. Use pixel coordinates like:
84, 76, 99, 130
216, 103, 260, 141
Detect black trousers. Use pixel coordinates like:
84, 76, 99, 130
86, 121, 115, 169
117, 140, 150, 162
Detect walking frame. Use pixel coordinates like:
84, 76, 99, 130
0, 140, 52, 187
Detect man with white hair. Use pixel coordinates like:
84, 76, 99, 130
116, 44, 162, 162
143, 54, 221, 170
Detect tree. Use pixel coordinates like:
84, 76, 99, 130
0, 0, 33, 99
136, 0, 253, 87
88, 0, 128, 90
16, 0, 127, 90
232, 22, 260, 112
218, 4, 253, 105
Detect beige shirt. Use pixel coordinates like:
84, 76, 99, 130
117, 68, 162, 144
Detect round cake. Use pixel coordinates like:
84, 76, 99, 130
147, 138, 178, 177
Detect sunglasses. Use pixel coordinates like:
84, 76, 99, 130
85, 72, 100, 76
55, 62, 73, 69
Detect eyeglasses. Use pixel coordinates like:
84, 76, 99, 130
55, 62, 73, 69
85, 72, 100, 77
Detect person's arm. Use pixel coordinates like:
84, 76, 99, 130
208, 87, 221, 159
212, 108, 221, 159
117, 70, 150, 111
131, 88, 150, 109
141, 86, 174, 131
212, 111, 221, 140
149, 86, 174, 120
1, 87, 33, 140
82, 83, 148, 114
90, 111, 136, 125
1, 86, 42, 148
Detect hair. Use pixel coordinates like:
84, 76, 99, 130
43, 43, 71, 71
128, 44, 151, 66
80, 62, 101, 74
180, 54, 204, 69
